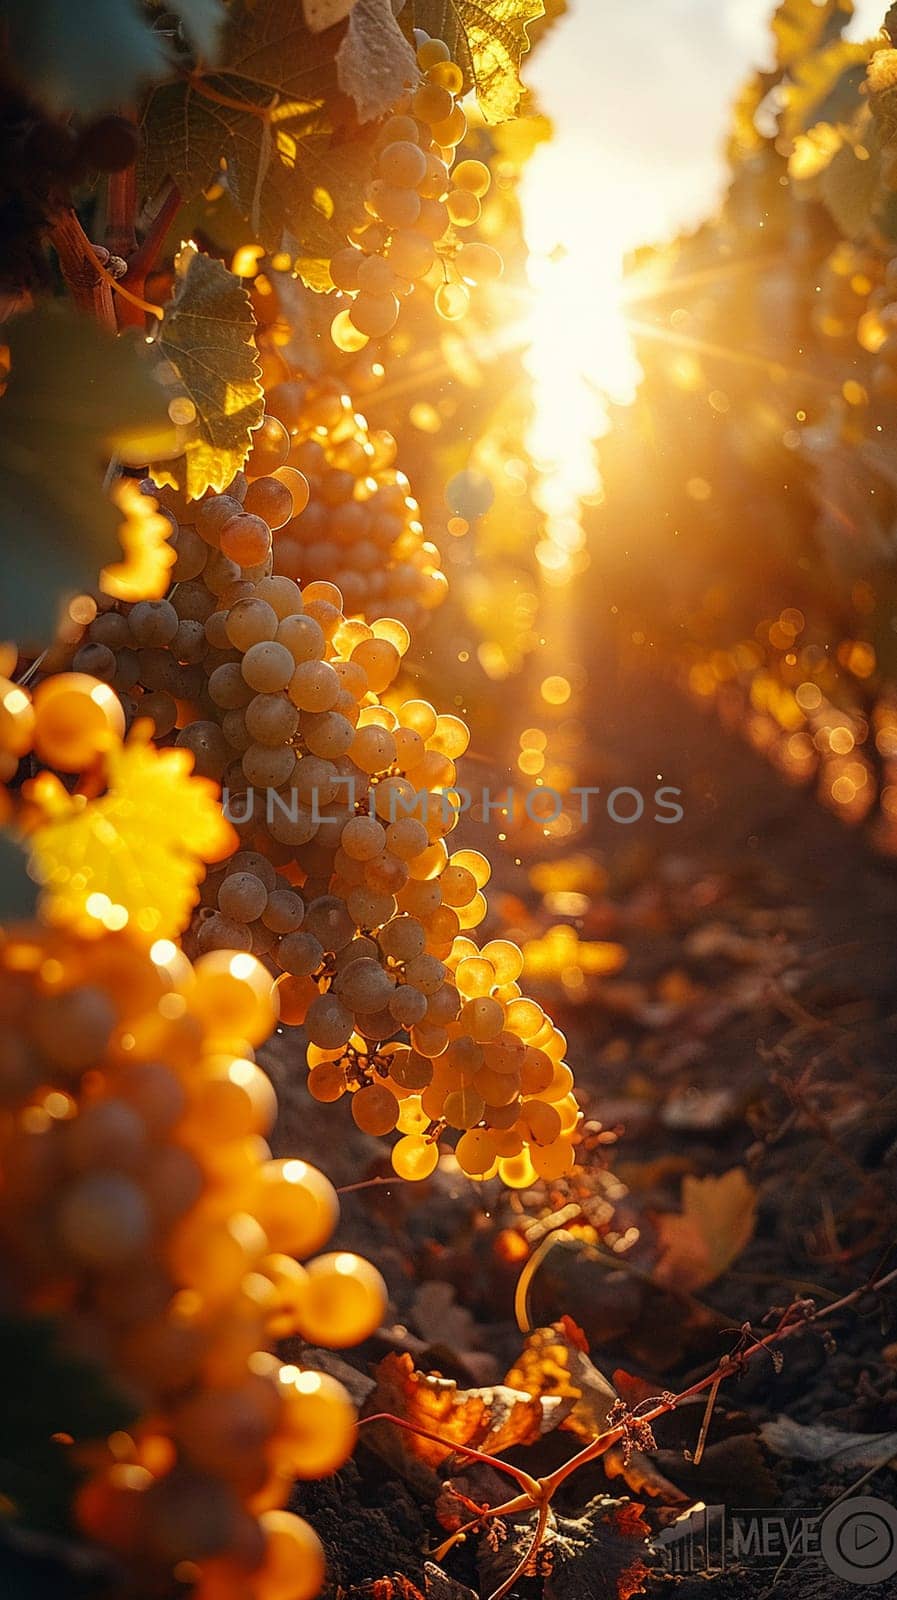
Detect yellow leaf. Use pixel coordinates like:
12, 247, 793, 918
100, 478, 176, 603
504, 1320, 617, 1443
772, 0, 853, 71
26, 728, 235, 940
653, 1168, 758, 1293
414, 0, 544, 123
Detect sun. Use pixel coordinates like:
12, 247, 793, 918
520, 136, 642, 582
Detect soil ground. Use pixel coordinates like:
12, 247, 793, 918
266, 658, 897, 1600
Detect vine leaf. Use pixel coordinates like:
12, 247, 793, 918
778, 38, 873, 142
411, 0, 544, 122
148, 246, 265, 501
541, 1497, 652, 1600
771, 0, 853, 70
140, 0, 375, 270
652, 1168, 757, 1294
366, 1350, 565, 1468
0, 305, 177, 646
504, 1320, 618, 1443
337, 0, 420, 122
25, 727, 236, 941
818, 120, 882, 237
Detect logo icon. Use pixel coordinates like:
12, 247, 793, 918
820, 1498, 897, 1585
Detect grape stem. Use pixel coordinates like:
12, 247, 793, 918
118, 181, 182, 329
48, 208, 117, 330
360, 1259, 897, 1600
106, 115, 139, 259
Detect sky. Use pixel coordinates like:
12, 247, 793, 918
522, 0, 888, 256
515, 1, 890, 574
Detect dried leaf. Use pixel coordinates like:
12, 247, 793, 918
761, 1416, 897, 1469
411, 0, 543, 123
337, 0, 419, 121
504, 1320, 618, 1444
652, 1169, 757, 1293
25, 728, 235, 940
603, 1444, 689, 1506
366, 1351, 561, 1468
149, 246, 264, 501
485, 1495, 649, 1600
100, 479, 176, 603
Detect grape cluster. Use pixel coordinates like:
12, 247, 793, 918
37, 536, 580, 1184
264, 376, 447, 629
188, 653, 580, 1183
328, 32, 503, 345
0, 929, 386, 1599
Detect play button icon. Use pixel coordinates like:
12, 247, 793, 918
821, 1497, 897, 1585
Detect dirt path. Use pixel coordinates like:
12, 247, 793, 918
264, 663, 897, 1600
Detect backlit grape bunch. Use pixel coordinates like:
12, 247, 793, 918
190, 672, 581, 1183
263, 375, 448, 629
328, 32, 503, 346
0, 929, 386, 1599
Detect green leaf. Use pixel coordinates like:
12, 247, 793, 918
819, 121, 882, 235
411, 0, 544, 122
1, 0, 170, 117
148, 246, 264, 501
0, 305, 178, 646
0, 834, 38, 927
779, 37, 873, 141
771, 0, 854, 70
140, 0, 374, 258
336, 0, 420, 123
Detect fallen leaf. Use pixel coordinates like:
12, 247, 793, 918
475, 1493, 651, 1600
760, 1416, 897, 1470
423, 1561, 477, 1600
365, 1351, 563, 1468
652, 1169, 758, 1293
603, 1443, 689, 1506
504, 1320, 618, 1444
